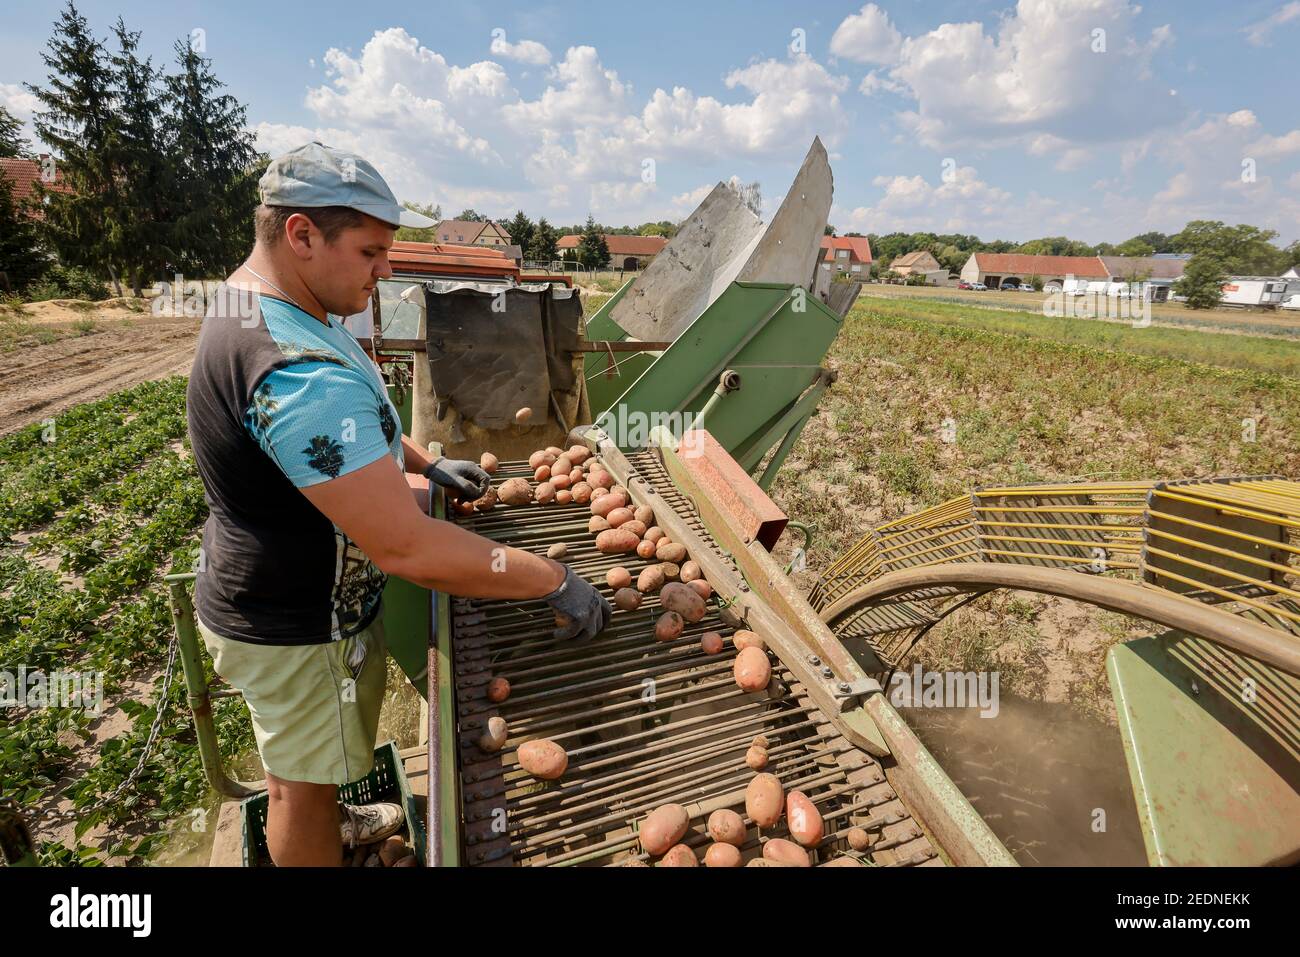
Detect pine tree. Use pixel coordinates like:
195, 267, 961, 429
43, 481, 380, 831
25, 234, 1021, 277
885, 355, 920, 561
163, 38, 260, 276
0, 174, 49, 293
0, 105, 30, 158
576, 215, 609, 270
527, 217, 558, 264
25, 1, 126, 293
110, 18, 172, 296
506, 210, 535, 255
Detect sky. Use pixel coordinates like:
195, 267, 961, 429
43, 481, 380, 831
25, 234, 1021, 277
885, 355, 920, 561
2, 0, 1298, 244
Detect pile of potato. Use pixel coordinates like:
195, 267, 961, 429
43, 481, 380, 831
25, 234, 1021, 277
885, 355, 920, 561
348, 834, 418, 868
629, 760, 867, 867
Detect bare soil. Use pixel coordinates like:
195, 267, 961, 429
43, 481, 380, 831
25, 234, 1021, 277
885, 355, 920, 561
0, 305, 197, 435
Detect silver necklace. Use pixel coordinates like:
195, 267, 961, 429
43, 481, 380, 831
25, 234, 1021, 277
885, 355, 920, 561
238, 264, 307, 313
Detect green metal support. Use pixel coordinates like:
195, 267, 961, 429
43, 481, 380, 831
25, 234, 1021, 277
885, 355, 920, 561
164, 573, 265, 799
427, 482, 462, 867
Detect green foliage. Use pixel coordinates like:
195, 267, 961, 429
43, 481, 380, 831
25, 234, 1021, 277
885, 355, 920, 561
505, 209, 535, 252
393, 201, 440, 243
1174, 254, 1229, 310
455, 208, 485, 222
0, 173, 49, 294
527, 217, 559, 263
22, 263, 107, 302
575, 214, 610, 270
0, 105, 29, 158
1016, 236, 1097, 257
1170, 220, 1288, 275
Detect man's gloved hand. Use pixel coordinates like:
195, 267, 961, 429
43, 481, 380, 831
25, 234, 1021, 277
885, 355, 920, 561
423, 456, 491, 501
544, 564, 612, 641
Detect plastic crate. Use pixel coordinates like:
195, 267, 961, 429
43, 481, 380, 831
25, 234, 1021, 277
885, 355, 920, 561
240, 740, 425, 867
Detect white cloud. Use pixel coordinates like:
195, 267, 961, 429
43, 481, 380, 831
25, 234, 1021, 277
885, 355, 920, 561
504, 46, 629, 131
488, 34, 551, 65
672, 183, 714, 212
830, 4, 902, 65
860, 0, 1181, 157
1243, 2, 1300, 46
836, 165, 1043, 235
1, 82, 41, 147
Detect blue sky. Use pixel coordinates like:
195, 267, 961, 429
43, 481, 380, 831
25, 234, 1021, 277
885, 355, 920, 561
3, 1, 1298, 243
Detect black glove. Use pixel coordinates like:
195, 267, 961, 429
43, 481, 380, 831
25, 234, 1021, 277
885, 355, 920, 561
544, 564, 612, 641
423, 456, 490, 500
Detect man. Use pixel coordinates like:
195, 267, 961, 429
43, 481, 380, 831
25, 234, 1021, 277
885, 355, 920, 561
186, 143, 610, 866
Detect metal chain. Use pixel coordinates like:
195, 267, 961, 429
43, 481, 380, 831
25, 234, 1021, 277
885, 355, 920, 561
24, 629, 180, 830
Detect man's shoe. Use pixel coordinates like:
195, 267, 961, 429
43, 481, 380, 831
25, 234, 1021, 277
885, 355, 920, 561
340, 802, 405, 848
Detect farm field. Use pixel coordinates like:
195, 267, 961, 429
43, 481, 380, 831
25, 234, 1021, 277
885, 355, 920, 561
3, 291, 1297, 862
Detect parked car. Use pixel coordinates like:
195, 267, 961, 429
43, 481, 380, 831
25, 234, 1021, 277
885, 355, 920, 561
968, 282, 987, 291
958, 281, 973, 289
1001, 282, 1021, 291
1281, 294, 1300, 311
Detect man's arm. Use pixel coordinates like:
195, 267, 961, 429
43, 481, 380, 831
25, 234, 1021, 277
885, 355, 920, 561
300, 453, 564, 599
400, 434, 433, 475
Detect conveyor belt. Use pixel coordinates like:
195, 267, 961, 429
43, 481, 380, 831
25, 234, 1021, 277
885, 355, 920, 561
445, 454, 939, 866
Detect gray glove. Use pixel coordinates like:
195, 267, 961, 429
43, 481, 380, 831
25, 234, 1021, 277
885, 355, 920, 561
423, 456, 490, 500
544, 564, 612, 641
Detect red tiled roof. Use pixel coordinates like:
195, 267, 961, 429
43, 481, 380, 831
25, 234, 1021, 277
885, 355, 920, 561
556, 234, 668, 256
972, 253, 1108, 278
0, 156, 71, 210
821, 235, 872, 263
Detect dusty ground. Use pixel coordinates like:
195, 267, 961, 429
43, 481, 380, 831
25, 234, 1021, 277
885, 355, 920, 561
0, 299, 198, 435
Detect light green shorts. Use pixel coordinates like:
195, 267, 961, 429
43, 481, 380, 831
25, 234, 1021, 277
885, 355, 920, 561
196, 615, 388, 786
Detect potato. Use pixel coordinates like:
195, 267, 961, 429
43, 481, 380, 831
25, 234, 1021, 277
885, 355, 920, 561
453, 499, 475, 516
746, 773, 784, 828
486, 677, 510, 703
534, 482, 556, 505
596, 528, 640, 554
821, 856, 864, 867
515, 407, 533, 425
688, 579, 714, 600
546, 542, 568, 560
680, 561, 702, 583
478, 715, 508, 753
606, 566, 632, 590
546, 446, 563, 457
555, 489, 572, 505
637, 565, 666, 593
571, 482, 593, 504
659, 562, 680, 583
567, 445, 591, 465
703, 843, 743, 868
644, 526, 665, 544
479, 452, 498, 474
762, 838, 811, 867
640, 803, 690, 856
551, 455, 573, 477
570, 468, 585, 485
528, 450, 548, 469
847, 827, 873, 851
610, 485, 630, 500
591, 492, 629, 518
379, 836, 408, 867
636, 540, 657, 560
734, 646, 772, 692
534, 464, 551, 482
517, 739, 568, 780
473, 486, 498, 512
786, 790, 824, 847
551, 473, 571, 491
660, 582, 707, 622
655, 541, 688, 564
732, 630, 766, 652
658, 845, 698, 867
590, 486, 609, 501
620, 520, 647, 538
620, 858, 650, 867
633, 504, 654, 526
614, 588, 642, 611
605, 506, 634, 528
745, 746, 768, 770
588, 470, 614, 490
655, 611, 684, 642
588, 515, 610, 533
752, 734, 769, 749
498, 477, 533, 506
707, 808, 747, 846
700, 631, 724, 655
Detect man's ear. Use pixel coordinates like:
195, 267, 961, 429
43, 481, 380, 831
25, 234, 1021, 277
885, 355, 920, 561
283, 212, 317, 259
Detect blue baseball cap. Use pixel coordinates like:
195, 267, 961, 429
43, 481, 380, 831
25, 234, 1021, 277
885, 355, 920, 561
258, 142, 435, 229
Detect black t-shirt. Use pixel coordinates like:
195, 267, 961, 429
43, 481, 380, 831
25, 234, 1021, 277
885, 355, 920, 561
186, 285, 404, 645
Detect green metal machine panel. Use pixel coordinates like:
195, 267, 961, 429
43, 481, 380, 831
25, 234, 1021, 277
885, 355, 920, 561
382, 381, 431, 695
1107, 631, 1300, 866
599, 283, 842, 454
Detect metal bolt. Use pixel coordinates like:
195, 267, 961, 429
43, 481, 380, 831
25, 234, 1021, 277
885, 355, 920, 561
739, 582, 749, 592
838, 681, 851, 694
807, 654, 820, 665
821, 666, 833, 679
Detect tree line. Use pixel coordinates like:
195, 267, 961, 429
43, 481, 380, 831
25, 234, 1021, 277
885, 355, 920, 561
0, 1, 260, 298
